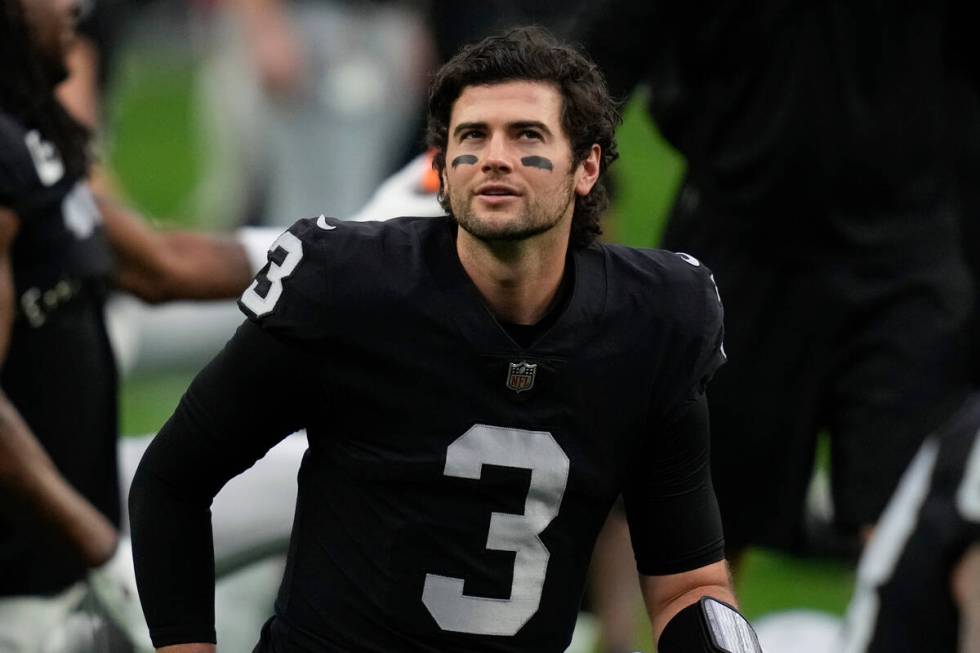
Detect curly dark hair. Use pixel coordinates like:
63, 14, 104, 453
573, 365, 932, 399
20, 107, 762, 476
426, 25, 621, 248
0, 0, 89, 180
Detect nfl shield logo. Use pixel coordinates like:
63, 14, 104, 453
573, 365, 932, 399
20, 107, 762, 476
506, 361, 537, 393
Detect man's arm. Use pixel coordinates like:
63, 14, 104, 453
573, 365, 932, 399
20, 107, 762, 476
647, 564, 762, 653
623, 391, 760, 651
954, 543, 980, 653
223, 0, 305, 96
640, 559, 736, 641
98, 195, 252, 303
130, 319, 313, 650
0, 208, 119, 566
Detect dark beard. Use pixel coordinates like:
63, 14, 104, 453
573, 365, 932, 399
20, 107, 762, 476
450, 177, 575, 244
454, 213, 558, 243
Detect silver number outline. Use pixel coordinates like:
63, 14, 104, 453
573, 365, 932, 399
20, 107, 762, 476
240, 231, 303, 317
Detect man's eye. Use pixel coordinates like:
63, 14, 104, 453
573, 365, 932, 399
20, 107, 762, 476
461, 130, 484, 140
519, 130, 543, 140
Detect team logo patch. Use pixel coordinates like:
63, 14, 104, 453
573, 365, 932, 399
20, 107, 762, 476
506, 361, 537, 393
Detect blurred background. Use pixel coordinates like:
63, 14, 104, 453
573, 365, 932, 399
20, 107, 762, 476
101, 1, 853, 650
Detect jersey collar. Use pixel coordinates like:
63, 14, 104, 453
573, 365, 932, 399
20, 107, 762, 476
422, 217, 607, 356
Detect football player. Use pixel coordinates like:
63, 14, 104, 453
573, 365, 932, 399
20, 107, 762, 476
837, 393, 980, 652
129, 26, 763, 653
0, 0, 252, 649
575, 0, 975, 569
753, 393, 980, 653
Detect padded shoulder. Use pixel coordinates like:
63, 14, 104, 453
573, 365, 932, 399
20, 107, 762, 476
237, 215, 431, 341
603, 245, 726, 420
0, 113, 44, 210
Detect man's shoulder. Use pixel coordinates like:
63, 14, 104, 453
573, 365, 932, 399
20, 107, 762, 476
598, 243, 720, 310
0, 110, 28, 146
238, 215, 448, 336
0, 111, 43, 205
0, 110, 75, 212
289, 214, 446, 260
601, 241, 705, 271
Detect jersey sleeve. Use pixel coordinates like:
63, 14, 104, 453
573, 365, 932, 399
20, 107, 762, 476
0, 116, 35, 211
623, 393, 726, 575
236, 215, 403, 342
618, 250, 727, 575
129, 320, 316, 647
658, 252, 727, 425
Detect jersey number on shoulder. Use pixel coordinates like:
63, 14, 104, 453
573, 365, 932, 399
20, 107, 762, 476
240, 231, 303, 317
422, 424, 570, 636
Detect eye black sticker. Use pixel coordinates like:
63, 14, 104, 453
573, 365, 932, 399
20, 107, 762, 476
451, 155, 478, 168
520, 156, 553, 171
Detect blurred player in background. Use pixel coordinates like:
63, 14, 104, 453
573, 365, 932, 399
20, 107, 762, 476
577, 0, 977, 565
193, 0, 429, 229
0, 0, 253, 649
755, 392, 980, 653
838, 392, 980, 652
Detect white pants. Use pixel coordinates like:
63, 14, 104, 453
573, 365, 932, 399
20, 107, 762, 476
0, 584, 87, 652
0, 433, 306, 652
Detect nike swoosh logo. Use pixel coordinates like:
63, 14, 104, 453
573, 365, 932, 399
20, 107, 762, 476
675, 252, 700, 267
317, 215, 337, 230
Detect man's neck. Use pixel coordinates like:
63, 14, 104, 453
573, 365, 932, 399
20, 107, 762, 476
456, 226, 570, 326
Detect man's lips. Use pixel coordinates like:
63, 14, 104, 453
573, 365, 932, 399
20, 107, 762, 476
475, 183, 522, 197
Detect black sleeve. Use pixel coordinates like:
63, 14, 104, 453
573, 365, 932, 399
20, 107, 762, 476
0, 117, 33, 210
658, 257, 727, 426
623, 393, 725, 575
128, 320, 314, 648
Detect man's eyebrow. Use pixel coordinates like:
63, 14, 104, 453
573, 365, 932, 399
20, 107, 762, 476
511, 121, 552, 136
453, 122, 487, 138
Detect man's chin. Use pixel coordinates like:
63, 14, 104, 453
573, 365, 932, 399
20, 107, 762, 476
456, 216, 554, 243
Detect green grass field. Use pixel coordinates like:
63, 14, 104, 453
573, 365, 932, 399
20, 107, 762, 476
108, 42, 855, 647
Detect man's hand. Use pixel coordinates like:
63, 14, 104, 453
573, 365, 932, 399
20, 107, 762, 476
233, 0, 306, 97
88, 536, 155, 652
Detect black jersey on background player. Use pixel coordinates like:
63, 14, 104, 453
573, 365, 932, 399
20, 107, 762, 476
577, 0, 974, 256
575, 0, 976, 555
0, 109, 118, 596
841, 393, 980, 652
129, 215, 727, 652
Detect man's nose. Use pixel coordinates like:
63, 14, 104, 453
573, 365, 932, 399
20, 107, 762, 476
481, 135, 512, 174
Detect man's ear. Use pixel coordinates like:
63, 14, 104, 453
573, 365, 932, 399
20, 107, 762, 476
574, 144, 601, 197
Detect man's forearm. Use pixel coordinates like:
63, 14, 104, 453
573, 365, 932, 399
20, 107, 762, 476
0, 390, 118, 566
640, 560, 737, 640
97, 195, 252, 303
155, 231, 253, 300
646, 581, 737, 640
954, 545, 980, 653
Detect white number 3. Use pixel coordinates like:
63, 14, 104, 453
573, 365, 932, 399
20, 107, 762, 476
422, 424, 570, 636
240, 231, 303, 317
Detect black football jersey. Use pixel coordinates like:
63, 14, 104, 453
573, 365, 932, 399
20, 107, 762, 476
0, 110, 117, 595
237, 216, 725, 652
578, 1, 970, 254
840, 394, 980, 652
